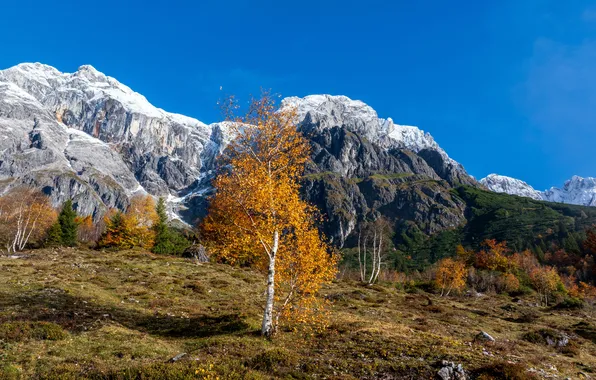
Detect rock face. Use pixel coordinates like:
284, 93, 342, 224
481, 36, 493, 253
0, 63, 475, 244
284, 95, 476, 187
0, 63, 229, 219
284, 95, 475, 246
481, 173, 596, 207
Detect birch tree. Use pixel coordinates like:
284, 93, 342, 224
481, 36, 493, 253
357, 218, 390, 285
0, 188, 56, 254
435, 258, 467, 296
201, 93, 338, 337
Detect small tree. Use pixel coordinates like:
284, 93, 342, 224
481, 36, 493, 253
357, 218, 390, 285
474, 239, 512, 272
435, 258, 467, 296
530, 266, 561, 306
75, 215, 101, 244
201, 93, 338, 337
0, 188, 56, 253
57, 199, 78, 247
152, 197, 190, 255
99, 210, 128, 248
456, 244, 474, 265
124, 195, 158, 249
45, 222, 63, 247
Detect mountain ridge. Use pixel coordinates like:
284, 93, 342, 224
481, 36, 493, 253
481, 173, 596, 207
2, 62, 595, 254
0, 63, 473, 222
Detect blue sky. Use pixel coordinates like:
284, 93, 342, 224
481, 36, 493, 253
1, 0, 595, 190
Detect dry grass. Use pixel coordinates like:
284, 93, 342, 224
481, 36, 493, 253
0, 248, 594, 379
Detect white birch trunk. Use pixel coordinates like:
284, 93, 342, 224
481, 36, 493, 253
261, 230, 279, 337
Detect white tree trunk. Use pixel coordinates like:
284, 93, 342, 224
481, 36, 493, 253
261, 230, 279, 337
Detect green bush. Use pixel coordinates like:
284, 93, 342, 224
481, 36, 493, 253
508, 285, 533, 297
554, 297, 584, 310
152, 198, 191, 256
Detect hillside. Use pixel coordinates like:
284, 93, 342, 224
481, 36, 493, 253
1, 249, 595, 379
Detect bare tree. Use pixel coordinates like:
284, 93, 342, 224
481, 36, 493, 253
0, 188, 56, 254
357, 218, 390, 285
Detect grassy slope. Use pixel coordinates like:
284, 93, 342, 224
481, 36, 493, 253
0, 249, 594, 379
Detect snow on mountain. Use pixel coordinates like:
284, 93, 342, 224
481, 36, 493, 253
283, 94, 451, 159
0, 62, 226, 219
282, 94, 475, 186
0, 64, 475, 221
480, 174, 543, 201
542, 176, 596, 206
481, 174, 596, 207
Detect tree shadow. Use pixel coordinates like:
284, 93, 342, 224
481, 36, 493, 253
0, 288, 250, 338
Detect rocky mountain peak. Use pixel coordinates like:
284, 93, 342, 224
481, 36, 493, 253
0, 63, 478, 234
283, 94, 475, 186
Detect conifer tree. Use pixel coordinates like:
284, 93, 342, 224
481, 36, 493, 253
151, 198, 189, 255
99, 210, 127, 248
58, 199, 78, 247
45, 222, 63, 247
153, 198, 168, 240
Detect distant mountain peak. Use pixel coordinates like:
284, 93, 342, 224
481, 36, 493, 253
481, 173, 596, 207
479, 174, 543, 201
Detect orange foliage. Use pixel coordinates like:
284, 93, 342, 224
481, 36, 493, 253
0, 188, 57, 253
123, 195, 157, 249
500, 273, 520, 293
530, 266, 561, 306
435, 258, 467, 296
99, 195, 158, 250
475, 239, 517, 273
201, 93, 338, 336
510, 249, 539, 275
99, 209, 126, 248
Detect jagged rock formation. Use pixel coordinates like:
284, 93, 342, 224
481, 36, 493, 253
286, 95, 473, 246
481, 174, 596, 207
284, 95, 476, 187
0, 63, 476, 245
0, 63, 230, 218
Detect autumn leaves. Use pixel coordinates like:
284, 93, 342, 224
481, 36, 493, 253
0, 188, 56, 254
200, 93, 338, 337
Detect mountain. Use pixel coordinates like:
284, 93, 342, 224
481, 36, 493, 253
480, 174, 596, 207
284, 95, 477, 246
0, 63, 230, 219
479, 174, 543, 201
4, 62, 596, 258
543, 176, 596, 206
0, 64, 474, 237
